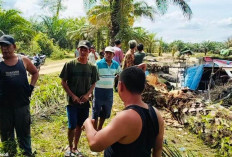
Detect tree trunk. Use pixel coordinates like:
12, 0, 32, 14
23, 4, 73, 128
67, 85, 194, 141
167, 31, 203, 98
110, 0, 120, 45
96, 30, 100, 52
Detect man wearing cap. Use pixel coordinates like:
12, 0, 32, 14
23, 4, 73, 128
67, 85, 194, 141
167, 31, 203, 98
60, 40, 99, 156
92, 46, 121, 131
0, 35, 39, 156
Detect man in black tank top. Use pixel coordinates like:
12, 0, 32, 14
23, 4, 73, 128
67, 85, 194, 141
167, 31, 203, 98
0, 35, 39, 156
84, 66, 164, 157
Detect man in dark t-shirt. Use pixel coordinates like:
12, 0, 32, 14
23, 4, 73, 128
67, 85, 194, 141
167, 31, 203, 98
60, 40, 99, 156
134, 43, 146, 65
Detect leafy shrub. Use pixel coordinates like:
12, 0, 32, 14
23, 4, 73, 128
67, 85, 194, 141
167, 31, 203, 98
30, 74, 65, 114
34, 33, 55, 57
50, 47, 65, 60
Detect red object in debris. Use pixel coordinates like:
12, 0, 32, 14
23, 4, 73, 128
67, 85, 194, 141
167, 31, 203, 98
203, 57, 213, 62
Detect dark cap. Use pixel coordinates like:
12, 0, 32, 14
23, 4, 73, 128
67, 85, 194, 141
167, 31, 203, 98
78, 40, 91, 49
0, 35, 15, 45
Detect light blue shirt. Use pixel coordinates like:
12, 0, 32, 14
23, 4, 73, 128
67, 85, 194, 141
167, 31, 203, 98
96, 58, 121, 88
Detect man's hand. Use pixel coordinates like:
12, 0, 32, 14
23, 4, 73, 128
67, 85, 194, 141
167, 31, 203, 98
83, 118, 94, 129
71, 95, 81, 104
29, 84, 35, 96
80, 94, 89, 103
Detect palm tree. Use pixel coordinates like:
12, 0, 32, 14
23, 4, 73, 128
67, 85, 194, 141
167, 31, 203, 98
0, 9, 35, 43
86, 0, 155, 44
41, 16, 71, 48
40, 0, 66, 17
84, 0, 192, 44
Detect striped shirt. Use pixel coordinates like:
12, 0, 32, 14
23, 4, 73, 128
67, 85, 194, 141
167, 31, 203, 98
96, 58, 121, 89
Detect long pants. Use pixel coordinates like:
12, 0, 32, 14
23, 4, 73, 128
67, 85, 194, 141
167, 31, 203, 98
0, 105, 32, 156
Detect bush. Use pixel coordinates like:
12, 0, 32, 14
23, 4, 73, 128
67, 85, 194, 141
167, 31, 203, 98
34, 33, 55, 57
50, 47, 65, 60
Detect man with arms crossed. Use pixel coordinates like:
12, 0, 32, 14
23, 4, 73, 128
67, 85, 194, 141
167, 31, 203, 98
92, 46, 121, 131
84, 66, 164, 157
60, 40, 99, 157
0, 35, 39, 156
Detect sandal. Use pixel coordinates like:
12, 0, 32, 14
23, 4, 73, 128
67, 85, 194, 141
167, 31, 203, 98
72, 149, 84, 157
64, 150, 75, 157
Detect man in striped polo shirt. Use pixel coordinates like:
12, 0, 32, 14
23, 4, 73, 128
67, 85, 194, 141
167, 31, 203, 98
92, 46, 121, 130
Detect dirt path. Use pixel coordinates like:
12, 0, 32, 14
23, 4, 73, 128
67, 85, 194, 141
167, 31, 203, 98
39, 62, 66, 75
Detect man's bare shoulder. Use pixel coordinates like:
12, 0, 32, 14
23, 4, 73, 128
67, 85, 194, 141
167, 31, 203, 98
113, 108, 142, 131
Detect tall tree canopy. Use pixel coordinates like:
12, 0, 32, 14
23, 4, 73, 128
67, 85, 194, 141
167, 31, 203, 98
84, 0, 192, 44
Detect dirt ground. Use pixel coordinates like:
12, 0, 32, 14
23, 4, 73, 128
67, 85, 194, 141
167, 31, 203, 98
39, 62, 66, 75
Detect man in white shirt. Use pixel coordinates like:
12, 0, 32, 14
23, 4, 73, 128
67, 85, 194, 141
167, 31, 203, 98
88, 46, 99, 65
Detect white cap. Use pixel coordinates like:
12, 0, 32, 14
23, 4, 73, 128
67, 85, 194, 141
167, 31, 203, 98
105, 46, 115, 53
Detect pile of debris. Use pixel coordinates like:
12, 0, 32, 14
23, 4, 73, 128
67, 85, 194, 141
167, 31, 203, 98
167, 89, 209, 125
142, 74, 232, 156
187, 104, 232, 156
142, 74, 168, 108
146, 63, 169, 74
209, 82, 232, 108
142, 74, 209, 124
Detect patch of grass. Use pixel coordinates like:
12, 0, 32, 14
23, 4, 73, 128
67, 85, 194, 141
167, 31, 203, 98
164, 126, 217, 156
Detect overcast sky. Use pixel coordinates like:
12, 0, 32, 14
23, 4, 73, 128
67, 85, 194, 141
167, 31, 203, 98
2, 0, 232, 43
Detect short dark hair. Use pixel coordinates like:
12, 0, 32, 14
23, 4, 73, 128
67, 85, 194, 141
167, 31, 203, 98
119, 66, 145, 94
137, 43, 144, 51
114, 39, 121, 45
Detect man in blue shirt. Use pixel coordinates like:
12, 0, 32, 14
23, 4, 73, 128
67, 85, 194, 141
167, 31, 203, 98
92, 46, 121, 130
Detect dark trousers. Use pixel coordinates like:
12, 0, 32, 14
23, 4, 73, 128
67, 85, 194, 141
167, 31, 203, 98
114, 75, 119, 91
0, 105, 32, 156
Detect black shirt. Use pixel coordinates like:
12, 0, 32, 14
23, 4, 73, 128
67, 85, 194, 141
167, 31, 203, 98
104, 105, 159, 157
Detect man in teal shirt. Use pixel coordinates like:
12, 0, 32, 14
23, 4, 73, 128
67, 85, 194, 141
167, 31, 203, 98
92, 46, 121, 131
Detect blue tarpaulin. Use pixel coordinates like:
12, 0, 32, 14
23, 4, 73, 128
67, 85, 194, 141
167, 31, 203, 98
184, 65, 204, 90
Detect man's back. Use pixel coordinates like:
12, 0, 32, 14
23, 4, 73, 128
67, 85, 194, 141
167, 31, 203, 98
104, 105, 158, 157
113, 46, 123, 64
134, 52, 145, 65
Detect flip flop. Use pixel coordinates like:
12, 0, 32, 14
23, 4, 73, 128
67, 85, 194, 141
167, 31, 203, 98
64, 150, 75, 157
72, 150, 84, 157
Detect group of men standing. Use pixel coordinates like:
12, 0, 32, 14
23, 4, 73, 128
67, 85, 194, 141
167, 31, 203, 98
62, 39, 163, 157
0, 34, 164, 157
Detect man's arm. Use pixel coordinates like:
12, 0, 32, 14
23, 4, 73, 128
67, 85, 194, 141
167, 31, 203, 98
61, 79, 81, 104
136, 63, 147, 72
22, 57, 39, 86
93, 52, 98, 60
152, 108, 164, 157
83, 109, 142, 152
80, 83, 96, 103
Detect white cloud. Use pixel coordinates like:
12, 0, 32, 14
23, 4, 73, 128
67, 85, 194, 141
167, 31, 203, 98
211, 17, 232, 27
14, 0, 40, 17
60, 0, 86, 18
